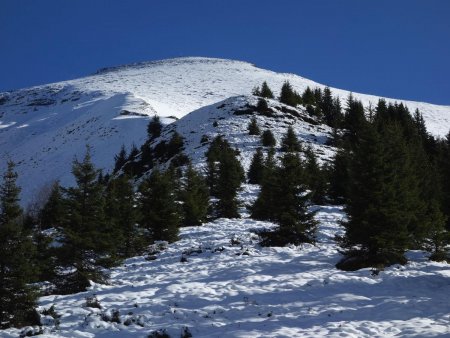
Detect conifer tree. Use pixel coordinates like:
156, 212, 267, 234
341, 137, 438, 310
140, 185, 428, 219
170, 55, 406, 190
251, 148, 279, 221
343, 94, 367, 146
105, 175, 143, 258
256, 98, 269, 114
166, 131, 184, 159
302, 87, 315, 105
337, 124, 417, 270
259, 81, 274, 99
39, 181, 64, 230
205, 136, 244, 218
248, 117, 260, 135
180, 165, 209, 226
281, 126, 301, 152
303, 146, 327, 204
113, 145, 128, 174
57, 149, 114, 293
261, 129, 276, 147
147, 115, 162, 140
279, 81, 301, 107
254, 152, 317, 246
139, 169, 181, 243
0, 162, 39, 328
247, 148, 265, 184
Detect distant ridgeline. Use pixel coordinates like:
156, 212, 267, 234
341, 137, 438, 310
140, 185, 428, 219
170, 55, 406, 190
1, 80, 450, 332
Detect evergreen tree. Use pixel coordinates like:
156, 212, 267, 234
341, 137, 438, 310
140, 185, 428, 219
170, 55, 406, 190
248, 117, 260, 135
321, 87, 336, 126
57, 149, 114, 293
180, 165, 209, 226
256, 98, 269, 114
39, 181, 64, 230
328, 148, 351, 204
205, 136, 244, 218
167, 131, 184, 159
279, 81, 301, 107
259, 81, 274, 99
337, 124, 418, 270
147, 115, 162, 140
251, 148, 279, 221
302, 87, 315, 105
261, 129, 276, 147
343, 94, 367, 146
247, 148, 265, 184
303, 146, 327, 204
254, 152, 317, 246
281, 126, 301, 152
139, 169, 181, 243
113, 144, 127, 174
105, 175, 143, 258
0, 162, 39, 328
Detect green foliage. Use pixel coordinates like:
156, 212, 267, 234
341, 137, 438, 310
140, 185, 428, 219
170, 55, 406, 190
139, 169, 181, 243
338, 124, 419, 267
261, 129, 276, 147
105, 175, 144, 258
180, 165, 209, 226
247, 148, 265, 184
206, 136, 245, 218
281, 126, 301, 152
253, 152, 317, 246
303, 146, 327, 204
56, 149, 115, 293
252, 81, 274, 99
279, 81, 302, 107
248, 117, 260, 135
0, 162, 39, 329
40, 181, 64, 229
113, 145, 127, 174
147, 115, 162, 140
259, 81, 274, 99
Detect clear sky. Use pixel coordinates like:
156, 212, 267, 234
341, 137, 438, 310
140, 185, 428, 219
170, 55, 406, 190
1, 0, 449, 104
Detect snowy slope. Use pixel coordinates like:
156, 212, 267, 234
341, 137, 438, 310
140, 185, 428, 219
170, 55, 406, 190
1, 57, 450, 204
2, 203, 450, 338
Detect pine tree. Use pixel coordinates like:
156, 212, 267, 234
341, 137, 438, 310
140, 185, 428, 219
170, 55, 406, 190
259, 81, 274, 99
247, 148, 265, 184
0, 162, 39, 328
113, 145, 128, 174
303, 146, 327, 204
281, 126, 301, 152
180, 165, 209, 226
321, 87, 336, 126
57, 149, 115, 293
302, 87, 315, 105
147, 115, 162, 140
279, 81, 301, 107
166, 131, 184, 159
337, 124, 417, 270
139, 169, 181, 243
39, 181, 64, 230
255, 152, 317, 246
251, 148, 278, 220
248, 117, 260, 135
261, 129, 276, 147
205, 136, 245, 218
343, 94, 367, 146
328, 148, 351, 204
105, 175, 143, 258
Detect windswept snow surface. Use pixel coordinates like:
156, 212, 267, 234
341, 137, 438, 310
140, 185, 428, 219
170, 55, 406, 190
2, 199, 450, 338
1, 57, 450, 203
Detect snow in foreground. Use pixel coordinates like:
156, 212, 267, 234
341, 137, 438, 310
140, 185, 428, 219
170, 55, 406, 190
3, 199, 450, 338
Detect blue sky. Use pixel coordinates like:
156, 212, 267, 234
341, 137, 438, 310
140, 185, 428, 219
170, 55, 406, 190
1, 0, 449, 104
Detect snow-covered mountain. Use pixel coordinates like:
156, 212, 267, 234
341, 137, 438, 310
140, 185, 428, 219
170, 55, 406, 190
1, 57, 450, 338
1, 57, 450, 204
